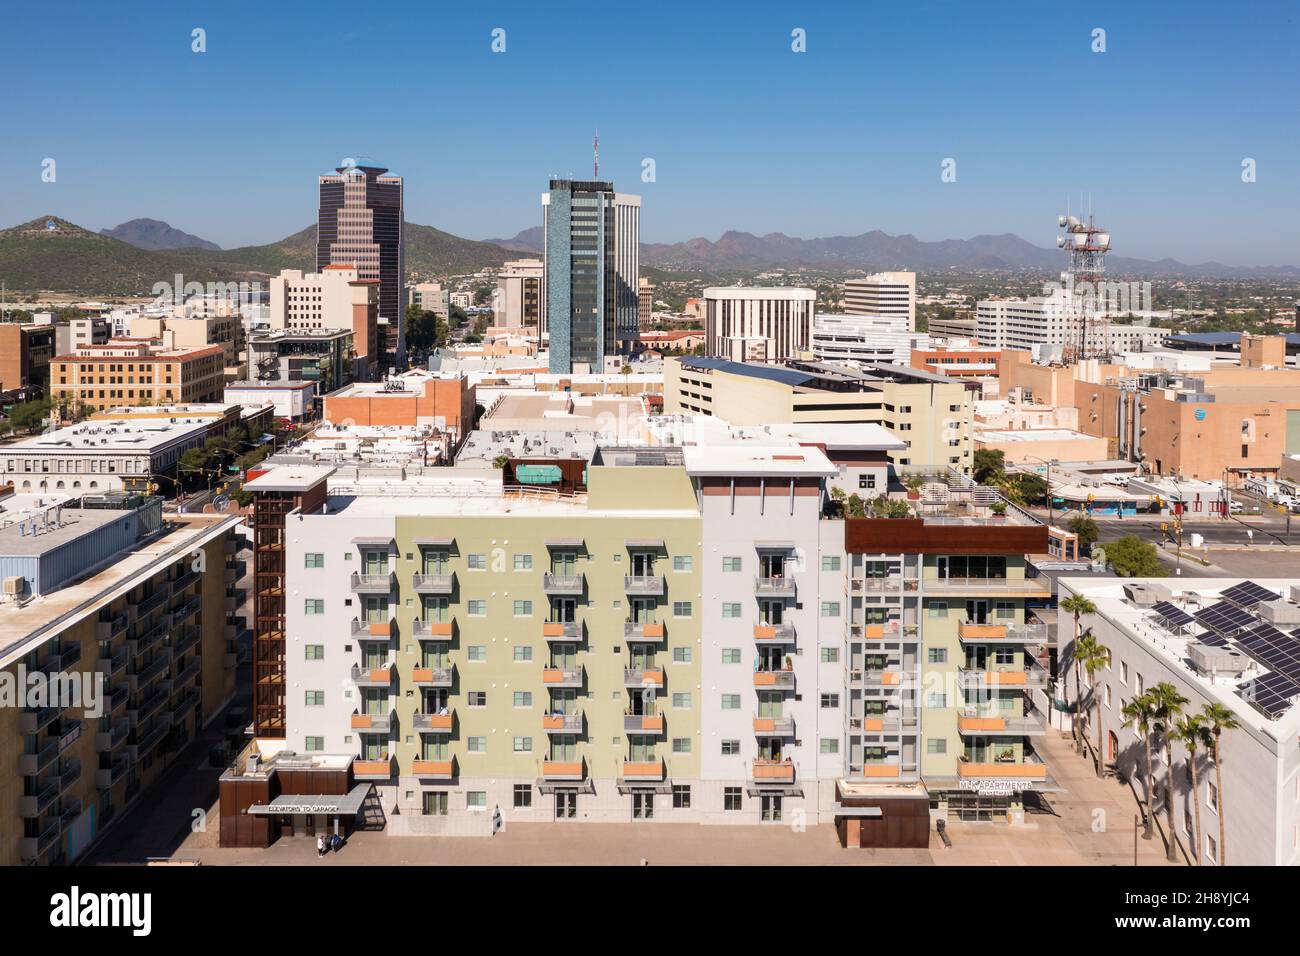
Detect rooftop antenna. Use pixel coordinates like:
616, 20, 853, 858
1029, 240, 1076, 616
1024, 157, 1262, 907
593, 129, 599, 179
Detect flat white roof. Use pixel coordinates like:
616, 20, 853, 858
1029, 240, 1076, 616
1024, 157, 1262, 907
243, 464, 336, 492
978, 429, 1099, 443
1, 418, 210, 454
682, 443, 838, 477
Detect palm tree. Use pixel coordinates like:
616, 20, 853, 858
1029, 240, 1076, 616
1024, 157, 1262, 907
1075, 631, 1110, 776
1059, 594, 1097, 752
1173, 714, 1211, 865
1150, 682, 1189, 861
1200, 703, 1240, 865
1122, 692, 1158, 838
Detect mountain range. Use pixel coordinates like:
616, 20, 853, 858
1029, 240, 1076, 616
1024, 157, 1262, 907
100, 218, 221, 251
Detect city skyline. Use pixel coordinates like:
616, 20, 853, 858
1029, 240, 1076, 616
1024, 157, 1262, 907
2, 0, 1298, 266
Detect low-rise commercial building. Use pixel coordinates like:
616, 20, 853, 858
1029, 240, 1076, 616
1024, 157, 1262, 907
247, 329, 354, 397
268, 267, 381, 381
49, 341, 225, 412
323, 372, 475, 442
0, 322, 56, 399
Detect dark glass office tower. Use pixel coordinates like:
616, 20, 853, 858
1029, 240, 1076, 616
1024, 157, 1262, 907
543, 180, 639, 373
317, 164, 405, 369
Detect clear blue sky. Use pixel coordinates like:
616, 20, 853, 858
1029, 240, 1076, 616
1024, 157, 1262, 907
3, 0, 1298, 264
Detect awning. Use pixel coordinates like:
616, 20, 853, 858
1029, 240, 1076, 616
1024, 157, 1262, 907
535, 778, 597, 795
744, 785, 805, 797
246, 783, 373, 816
831, 806, 885, 818
351, 536, 394, 546
754, 540, 796, 550
412, 536, 456, 547
625, 538, 664, 549
615, 779, 674, 795
545, 538, 586, 548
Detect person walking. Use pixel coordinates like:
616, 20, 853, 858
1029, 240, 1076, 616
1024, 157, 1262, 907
316, 834, 325, 858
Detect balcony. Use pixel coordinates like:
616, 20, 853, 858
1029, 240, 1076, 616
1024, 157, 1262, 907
621, 759, 664, 781
95, 756, 130, 789
410, 758, 455, 779
543, 572, 585, 596
95, 719, 130, 752
96, 613, 128, 641
624, 667, 664, 689
351, 617, 394, 638
624, 574, 665, 597
350, 710, 394, 734
19, 706, 61, 735
351, 663, 394, 688
860, 622, 902, 641
174, 689, 201, 719
752, 715, 795, 737
752, 669, 795, 690
751, 759, 796, 784
412, 619, 455, 639
860, 669, 903, 688
542, 666, 584, 689
172, 655, 202, 687
18, 740, 59, 776
58, 758, 82, 791
20, 818, 61, 861
957, 661, 1050, 691
542, 712, 583, 734
130, 687, 169, 726
623, 714, 665, 734
541, 759, 585, 781
924, 576, 1050, 596
171, 596, 201, 625
858, 763, 903, 779
753, 622, 796, 644
412, 712, 455, 733
411, 572, 456, 595
956, 756, 1048, 780
353, 756, 394, 780
624, 620, 665, 642
127, 651, 173, 692
411, 665, 454, 688
132, 719, 171, 759
957, 712, 1047, 737
19, 778, 59, 817
350, 570, 396, 594
755, 575, 797, 599
543, 621, 582, 642
134, 588, 170, 617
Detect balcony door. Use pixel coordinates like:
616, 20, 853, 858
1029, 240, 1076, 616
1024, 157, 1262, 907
555, 792, 577, 820
759, 599, 784, 625
632, 792, 654, 820
549, 736, 576, 761
630, 599, 656, 624
757, 692, 782, 719
550, 689, 576, 715
966, 600, 989, 624
760, 553, 786, 579
365, 596, 388, 624
551, 598, 576, 623
629, 647, 656, 670
550, 646, 576, 670
364, 688, 387, 716
421, 642, 448, 669
551, 552, 577, 576
630, 552, 654, 576
761, 794, 782, 822
363, 640, 387, 669
422, 597, 449, 623
421, 549, 448, 575
361, 549, 387, 576
757, 647, 782, 672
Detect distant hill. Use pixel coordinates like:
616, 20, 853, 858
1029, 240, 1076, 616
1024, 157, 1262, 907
482, 226, 543, 255
0, 217, 518, 293
100, 218, 221, 251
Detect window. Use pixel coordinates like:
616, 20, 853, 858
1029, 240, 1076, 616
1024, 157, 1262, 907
724, 787, 743, 812
722, 648, 741, 664
858, 474, 877, 490
673, 601, 693, 617
1206, 834, 1218, 863
722, 556, 742, 572
304, 553, 324, 568
721, 694, 741, 710
305, 691, 324, 706
722, 603, 742, 618
820, 693, 840, 708
820, 738, 839, 754
304, 599, 324, 615
672, 785, 691, 809
513, 645, 533, 662
513, 784, 532, 808
928, 601, 949, 619
928, 739, 947, 754
926, 691, 946, 708
1208, 782, 1218, 812
512, 553, 533, 571
468, 736, 487, 753
465, 553, 486, 570
512, 737, 532, 752
820, 601, 841, 618
513, 599, 533, 617
820, 647, 840, 663
512, 691, 533, 707
467, 600, 487, 616
467, 791, 487, 809
721, 740, 740, 755
673, 555, 693, 572
468, 645, 486, 662
468, 691, 487, 707
672, 737, 691, 754
305, 645, 324, 660
1135, 674, 1144, 696
1121, 662, 1129, 685
672, 646, 692, 663
995, 601, 1015, 620
928, 648, 947, 664
304, 736, 324, 751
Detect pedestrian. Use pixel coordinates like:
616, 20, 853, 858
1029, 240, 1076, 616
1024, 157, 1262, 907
316, 834, 325, 858
331, 831, 342, 853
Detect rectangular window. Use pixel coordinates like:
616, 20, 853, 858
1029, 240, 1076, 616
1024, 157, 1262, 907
467, 791, 487, 809
468, 736, 487, 753
821, 556, 841, 571
820, 647, 840, 663
820, 601, 841, 618
512, 554, 533, 571
672, 692, 692, 708
512, 736, 532, 752
928, 648, 947, 664
672, 646, 692, 663
928, 601, 949, 619
722, 648, 741, 664
724, 787, 743, 811
468, 554, 487, 570
672, 784, 691, 809
672, 601, 693, 617
468, 691, 487, 706
304, 645, 324, 660
512, 691, 533, 707
926, 692, 946, 708
820, 693, 840, 708
304, 736, 324, 751
927, 739, 947, 754
673, 555, 693, 572
820, 738, 839, 754
304, 599, 324, 615
721, 740, 740, 756
722, 556, 742, 572
513, 784, 532, 808
512, 599, 533, 617
467, 600, 487, 616
468, 646, 487, 662
721, 694, 741, 710
305, 690, 324, 706
672, 737, 691, 754
513, 645, 533, 662
722, 603, 742, 618
304, 553, 324, 568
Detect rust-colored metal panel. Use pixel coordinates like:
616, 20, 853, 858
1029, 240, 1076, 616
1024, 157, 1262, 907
844, 518, 1047, 555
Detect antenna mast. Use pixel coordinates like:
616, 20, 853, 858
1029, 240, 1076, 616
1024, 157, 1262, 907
593, 130, 599, 178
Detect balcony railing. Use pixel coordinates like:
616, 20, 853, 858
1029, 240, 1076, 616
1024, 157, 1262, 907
541, 759, 585, 780
543, 621, 581, 641
543, 573, 585, 596
350, 710, 394, 734
956, 755, 1048, 780
751, 759, 795, 784
925, 576, 1049, 594
623, 714, 665, 734
755, 575, 797, 598
19, 739, 60, 776
94, 719, 130, 752
19, 777, 60, 817
957, 660, 1051, 691
353, 755, 394, 779
542, 712, 583, 733
95, 756, 130, 789
752, 669, 795, 690
411, 758, 455, 779
752, 623, 796, 643
411, 619, 454, 639
351, 617, 394, 637
411, 665, 454, 687
351, 663, 394, 687
624, 620, 665, 642
542, 666, 584, 688
19, 706, 61, 735
752, 715, 795, 736
350, 571, 396, 594
624, 667, 664, 689
411, 572, 456, 595
623, 574, 665, 596
621, 759, 664, 781
412, 712, 455, 733
20, 818, 61, 860
956, 712, 1047, 736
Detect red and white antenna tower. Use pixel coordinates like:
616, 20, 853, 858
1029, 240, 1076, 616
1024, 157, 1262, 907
593, 129, 600, 178
1057, 201, 1111, 361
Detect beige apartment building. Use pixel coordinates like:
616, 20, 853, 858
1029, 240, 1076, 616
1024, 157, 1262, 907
269, 267, 381, 380
664, 356, 973, 472
50, 341, 226, 412
127, 314, 243, 377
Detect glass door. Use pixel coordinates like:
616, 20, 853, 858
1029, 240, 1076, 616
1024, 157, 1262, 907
362, 549, 387, 576
761, 794, 782, 822
632, 793, 654, 819
421, 549, 448, 575
631, 552, 654, 576
551, 552, 576, 576
555, 792, 577, 819
422, 597, 449, 623
966, 600, 988, 624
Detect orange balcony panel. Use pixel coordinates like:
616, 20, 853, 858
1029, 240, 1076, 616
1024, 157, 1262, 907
542, 761, 584, 779
753, 672, 777, 687
360, 667, 391, 683
959, 622, 1008, 640
412, 667, 433, 683
753, 718, 775, 733
366, 622, 390, 636
411, 759, 454, 777
640, 622, 665, 638
863, 624, 885, 639
881, 671, 902, 686
542, 622, 566, 638
541, 714, 566, 731
959, 716, 1008, 732
753, 624, 776, 640
425, 714, 454, 731
860, 764, 901, 778
353, 758, 392, 777
622, 761, 663, 780
752, 760, 795, 783
986, 671, 1027, 686
425, 622, 454, 637
350, 713, 377, 730
957, 762, 1046, 779
862, 718, 884, 732
634, 715, 664, 732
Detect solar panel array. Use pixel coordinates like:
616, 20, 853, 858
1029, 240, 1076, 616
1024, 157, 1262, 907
1220, 581, 1281, 608
1193, 601, 1256, 635
1240, 672, 1300, 720
1151, 600, 1194, 628
1236, 622, 1300, 683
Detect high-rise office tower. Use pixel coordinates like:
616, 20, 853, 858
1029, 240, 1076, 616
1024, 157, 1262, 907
317, 164, 405, 369
542, 180, 639, 373
843, 272, 916, 330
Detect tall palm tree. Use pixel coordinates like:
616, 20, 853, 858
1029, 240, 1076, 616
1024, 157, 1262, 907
1173, 714, 1211, 865
1200, 703, 1240, 865
1059, 594, 1097, 752
1150, 682, 1189, 861
1122, 692, 1158, 838
1075, 630, 1111, 776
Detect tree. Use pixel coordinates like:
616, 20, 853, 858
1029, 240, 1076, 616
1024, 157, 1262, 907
1067, 514, 1100, 555
1059, 593, 1096, 752
1174, 714, 1211, 865
1010, 472, 1049, 505
868, 496, 911, 518
1200, 702, 1240, 865
973, 448, 1005, 485
1075, 630, 1111, 776
9, 399, 50, 434
1150, 682, 1189, 861
1122, 693, 1158, 838
1107, 535, 1165, 577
